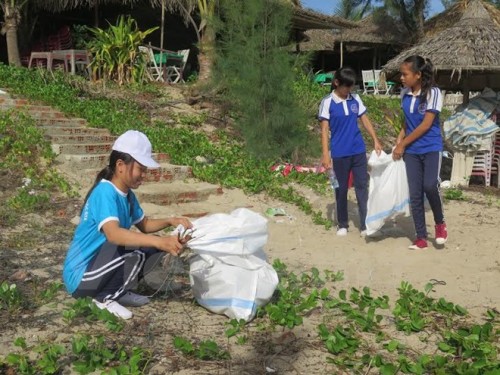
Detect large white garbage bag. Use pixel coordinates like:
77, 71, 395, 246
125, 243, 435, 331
183, 208, 278, 321
365, 151, 410, 236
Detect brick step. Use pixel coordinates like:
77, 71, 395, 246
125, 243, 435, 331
22, 110, 68, 119
0, 103, 54, 111
56, 152, 171, 169
46, 134, 117, 144
41, 126, 109, 136
0, 97, 29, 106
135, 180, 223, 206
79, 163, 193, 186
36, 118, 88, 127
52, 142, 113, 155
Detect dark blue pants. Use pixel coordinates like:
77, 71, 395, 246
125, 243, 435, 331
333, 152, 368, 230
72, 242, 162, 302
403, 152, 445, 239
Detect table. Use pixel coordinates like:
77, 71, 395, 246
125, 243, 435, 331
153, 52, 183, 65
51, 49, 91, 75
28, 52, 53, 70
314, 72, 334, 86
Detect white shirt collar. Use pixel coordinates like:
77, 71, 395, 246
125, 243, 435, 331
331, 91, 352, 104
102, 179, 128, 197
404, 88, 421, 96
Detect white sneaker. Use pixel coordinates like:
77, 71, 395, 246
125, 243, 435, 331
360, 230, 367, 238
336, 228, 348, 236
117, 291, 150, 307
93, 299, 133, 320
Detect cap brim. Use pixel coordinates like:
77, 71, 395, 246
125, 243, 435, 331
134, 155, 160, 169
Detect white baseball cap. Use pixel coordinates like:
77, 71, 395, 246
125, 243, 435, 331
112, 130, 160, 168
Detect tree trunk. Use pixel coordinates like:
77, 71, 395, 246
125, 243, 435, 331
197, 27, 215, 83
4, 3, 22, 67
414, 0, 426, 41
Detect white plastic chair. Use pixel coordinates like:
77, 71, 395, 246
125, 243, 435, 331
374, 70, 390, 95
362, 70, 377, 95
166, 48, 190, 84
139, 45, 164, 82
471, 137, 495, 187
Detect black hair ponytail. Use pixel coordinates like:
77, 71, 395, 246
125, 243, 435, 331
403, 55, 435, 104
331, 66, 357, 91
81, 150, 135, 214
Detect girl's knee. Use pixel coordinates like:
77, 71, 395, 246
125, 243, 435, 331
423, 182, 439, 194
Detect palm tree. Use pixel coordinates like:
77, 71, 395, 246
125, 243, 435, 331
377, 0, 430, 41
1, 0, 24, 66
335, 0, 374, 20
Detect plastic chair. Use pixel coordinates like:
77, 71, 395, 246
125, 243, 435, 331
362, 70, 377, 94
374, 70, 390, 95
166, 49, 190, 84
470, 138, 494, 187
491, 131, 500, 187
138, 45, 164, 82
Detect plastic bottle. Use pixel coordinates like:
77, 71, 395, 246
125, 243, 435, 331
328, 168, 339, 189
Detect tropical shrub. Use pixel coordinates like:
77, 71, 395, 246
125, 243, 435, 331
87, 15, 158, 85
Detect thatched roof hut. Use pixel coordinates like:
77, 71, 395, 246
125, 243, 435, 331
289, 7, 356, 53
424, 0, 500, 36
297, 29, 335, 52
383, 0, 500, 96
292, 8, 357, 31
335, 15, 409, 47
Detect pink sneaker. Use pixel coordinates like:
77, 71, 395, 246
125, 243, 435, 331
435, 223, 448, 245
408, 238, 428, 250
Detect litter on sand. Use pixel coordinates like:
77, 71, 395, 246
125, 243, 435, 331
265, 207, 287, 217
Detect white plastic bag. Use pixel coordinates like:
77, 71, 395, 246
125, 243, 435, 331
183, 208, 278, 321
365, 151, 410, 236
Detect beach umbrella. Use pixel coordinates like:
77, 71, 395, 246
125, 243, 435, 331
383, 0, 500, 103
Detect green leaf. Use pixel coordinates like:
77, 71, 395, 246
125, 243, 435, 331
437, 342, 453, 352
453, 304, 468, 315
380, 363, 398, 375
386, 340, 399, 353
14, 336, 27, 349
339, 290, 347, 301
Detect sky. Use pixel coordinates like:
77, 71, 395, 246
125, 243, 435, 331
301, 0, 445, 18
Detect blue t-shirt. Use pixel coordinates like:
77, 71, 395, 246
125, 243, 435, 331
401, 87, 443, 154
318, 92, 367, 158
62, 180, 145, 293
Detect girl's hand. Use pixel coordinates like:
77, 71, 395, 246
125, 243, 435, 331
321, 155, 332, 169
169, 217, 193, 229
374, 140, 383, 156
155, 235, 185, 256
392, 143, 405, 160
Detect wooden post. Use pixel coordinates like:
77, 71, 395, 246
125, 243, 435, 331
340, 40, 343, 68
463, 76, 470, 105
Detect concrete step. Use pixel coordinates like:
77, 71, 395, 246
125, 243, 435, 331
56, 152, 171, 169
46, 134, 117, 144
36, 118, 88, 127
79, 163, 193, 186
135, 180, 223, 205
41, 126, 109, 136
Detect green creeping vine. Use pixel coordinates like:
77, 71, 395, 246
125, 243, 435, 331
62, 297, 124, 333
2, 335, 150, 375
173, 336, 230, 360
